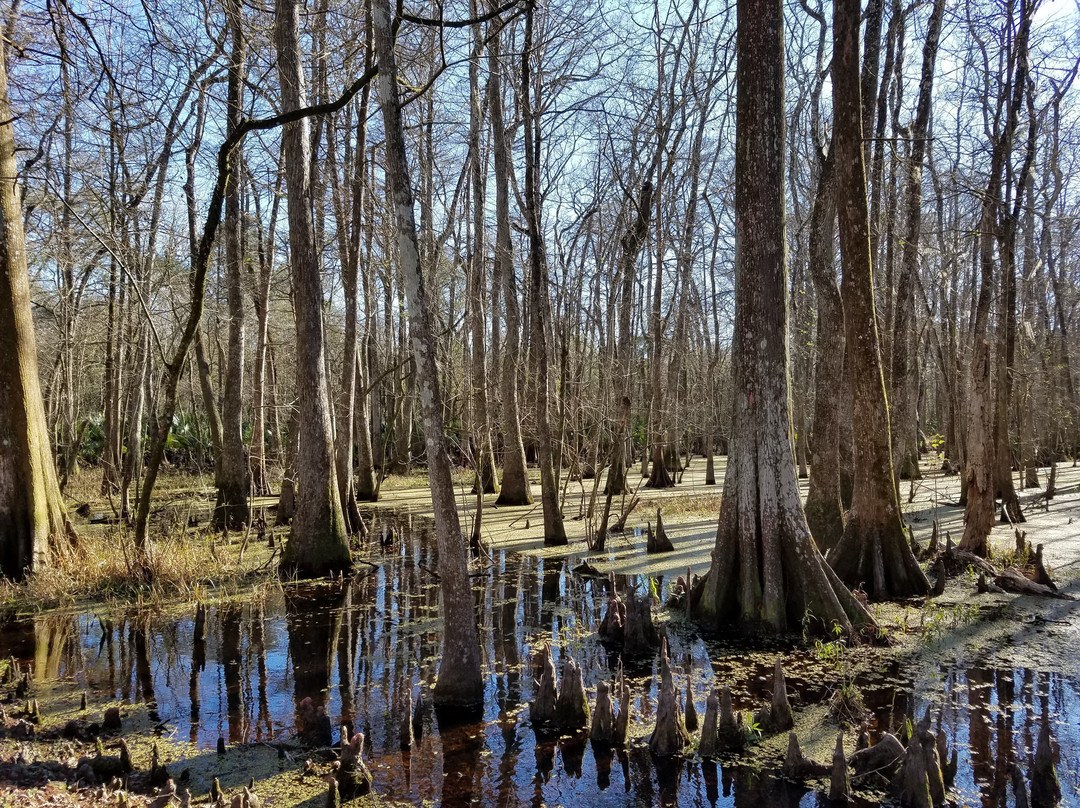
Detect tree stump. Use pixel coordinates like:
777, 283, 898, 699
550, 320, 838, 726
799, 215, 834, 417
926, 521, 939, 557
623, 588, 660, 656
684, 677, 698, 732
830, 733, 850, 802
613, 664, 631, 746
717, 686, 746, 750
782, 731, 828, 779
756, 660, 794, 734
647, 509, 675, 553
590, 679, 615, 743
900, 734, 932, 808
851, 732, 904, 780
297, 697, 332, 746
930, 558, 946, 597
598, 574, 626, 646
1033, 544, 1058, 591
530, 645, 558, 725
698, 689, 720, 758
555, 655, 589, 729
338, 732, 372, 799
916, 708, 945, 806
648, 640, 689, 757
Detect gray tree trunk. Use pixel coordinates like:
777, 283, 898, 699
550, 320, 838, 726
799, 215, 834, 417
215, 0, 251, 529
275, 0, 351, 575
372, 0, 483, 709
488, 18, 532, 507
826, 0, 929, 600
699, 0, 870, 634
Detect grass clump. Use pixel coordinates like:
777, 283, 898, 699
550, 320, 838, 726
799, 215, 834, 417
0, 526, 278, 611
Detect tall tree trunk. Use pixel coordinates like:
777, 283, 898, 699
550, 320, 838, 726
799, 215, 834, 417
489, 16, 532, 507
0, 39, 75, 577
215, 0, 251, 529
826, 0, 929, 600
248, 157, 282, 497
698, 0, 871, 635
467, 1, 498, 497
960, 0, 1032, 556
889, 0, 944, 484
993, 82, 1037, 523
522, 0, 566, 546
275, 0, 350, 575
804, 153, 845, 551
597, 180, 654, 543
371, 0, 483, 709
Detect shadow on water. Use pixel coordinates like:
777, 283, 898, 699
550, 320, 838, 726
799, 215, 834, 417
3, 510, 1079, 807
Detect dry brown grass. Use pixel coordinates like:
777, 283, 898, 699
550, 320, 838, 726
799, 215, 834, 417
0, 523, 278, 612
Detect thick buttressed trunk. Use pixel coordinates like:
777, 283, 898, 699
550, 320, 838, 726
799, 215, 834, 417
804, 153, 845, 552
488, 21, 531, 507
372, 0, 483, 709
890, 0, 944, 487
215, 0, 251, 530
0, 42, 75, 576
826, 0, 929, 601
275, 0, 350, 576
698, 0, 872, 635
522, 0, 566, 546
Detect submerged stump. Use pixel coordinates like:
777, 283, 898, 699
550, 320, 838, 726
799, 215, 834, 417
756, 660, 794, 734
648, 640, 689, 757
684, 677, 698, 733
623, 588, 660, 656
555, 655, 590, 729
830, 733, 850, 802
530, 645, 558, 725
782, 731, 829, 779
590, 679, 616, 744
698, 689, 720, 758
338, 732, 372, 799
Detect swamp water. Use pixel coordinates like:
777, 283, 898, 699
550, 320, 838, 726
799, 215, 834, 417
2, 513, 1078, 807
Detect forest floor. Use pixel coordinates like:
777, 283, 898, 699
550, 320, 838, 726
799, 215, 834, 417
0, 455, 1078, 806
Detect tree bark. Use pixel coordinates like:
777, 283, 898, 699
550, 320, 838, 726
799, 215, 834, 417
466, 0, 498, 496
488, 16, 532, 507
960, 0, 1032, 555
804, 152, 845, 552
0, 38, 75, 578
214, 0, 251, 529
522, 0, 566, 546
826, 0, 929, 600
698, 0, 872, 634
889, 0, 944, 484
372, 0, 483, 709
275, 0, 351, 575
